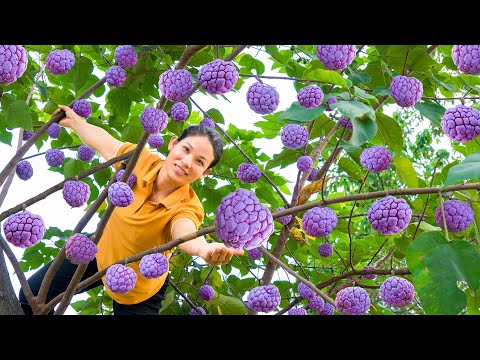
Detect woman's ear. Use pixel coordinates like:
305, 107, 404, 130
168, 135, 179, 151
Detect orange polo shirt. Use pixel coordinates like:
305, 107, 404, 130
96, 142, 204, 305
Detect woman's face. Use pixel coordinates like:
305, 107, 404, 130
164, 135, 215, 186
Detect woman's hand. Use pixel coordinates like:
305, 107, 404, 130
201, 242, 244, 266
53, 105, 85, 129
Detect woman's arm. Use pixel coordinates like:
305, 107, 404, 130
173, 218, 244, 266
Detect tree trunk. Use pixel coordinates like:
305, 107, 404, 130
0, 250, 23, 315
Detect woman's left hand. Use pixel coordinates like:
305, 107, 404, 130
202, 243, 244, 266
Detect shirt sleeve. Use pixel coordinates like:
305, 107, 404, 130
113, 142, 157, 173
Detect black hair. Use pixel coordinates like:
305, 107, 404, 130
177, 125, 224, 169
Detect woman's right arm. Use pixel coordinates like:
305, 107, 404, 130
56, 105, 123, 162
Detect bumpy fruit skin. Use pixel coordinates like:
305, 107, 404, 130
139, 253, 168, 279
237, 163, 262, 183
22, 130, 34, 141
335, 286, 370, 315
62, 180, 90, 207
77, 144, 95, 162
297, 155, 313, 172
302, 207, 338, 237
288, 307, 307, 315
362, 265, 377, 280
199, 285, 215, 301
0, 45, 28, 85
368, 196, 412, 235
308, 296, 325, 313
434, 199, 474, 233
246, 82, 280, 114
200, 117, 215, 128
390, 75, 423, 107
280, 124, 308, 149
441, 105, 480, 142
3, 211, 45, 248
65, 233, 98, 264
318, 242, 333, 257
247, 284, 280, 312
298, 282, 316, 300
148, 133, 164, 149
105, 65, 127, 87
380, 276, 414, 307
316, 45, 356, 71
114, 45, 137, 68
108, 182, 134, 207
140, 106, 168, 133
247, 247, 263, 260
274, 207, 292, 225
189, 307, 206, 315
170, 102, 189, 121
72, 99, 92, 118
45, 49, 75, 74
198, 59, 239, 95
325, 96, 337, 112
45, 149, 65, 167
307, 167, 319, 182
159, 69, 192, 102
297, 85, 324, 109
115, 169, 137, 188
340, 117, 353, 130
360, 146, 392, 173
47, 123, 61, 138
106, 264, 137, 294
319, 302, 335, 315
16, 160, 33, 180
215, 189, 274, 250
452, 45, 480, 75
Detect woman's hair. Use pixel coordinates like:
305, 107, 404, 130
178, 125, 224, 169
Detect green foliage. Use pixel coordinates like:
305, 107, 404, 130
445, 152, 480, 185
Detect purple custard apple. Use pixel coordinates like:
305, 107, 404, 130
360, 145, 392, 173
441, 105, 480, 142
105, 65, 127, 87
247, 247, 263, 260
45, 49, 75, 74
189, 307, 206, 315
200, 117, 216, 128
325, 96, 338, 112
288, 307, 307, 315
62, 180, 90, 207
65, 233, 97, 265
148, 133, 164, 149
2, 211, 45, 248
298, 282, 316, 300
308, 295, 325, 313
108, 182, 134, 207
318, 242, 333, 257
307, 167, 319, 182
16, 160, 33, 180
140, 106, 168, 133
274, 207, 292, 225
368, 196, 412, 235
115, 169, 137, 188
335, 286, 370, 315
114, 45, 137, 68
198, 59, 239, 95
452, 45, 480, 75
297, 155, 313, 172
247, 284, 280, 313
340, 117, 353, 130
319, 302, 335, 315
362, 265, 377, 280
45, 149, 65, 167
106, 264, 137, 294
237, 163, 262, 184
246, 81, 280, 114
380, 276, 414, 307
390, 75, 423, 107
159, 69, 193, 102
170, 102, 189, 122
434, 199, 474, 233
199, 285, 215, 301
77, 144, 95, 162
72, 99, 92, 118
22, 130, 34, 141
139, 253, 168, 279
46, 123, 61, 138
316, 45, 356, 71
297, 85, 324, 109
302, 207, 338, 237
0, 45, 28, 85
214, 189, 274, 250
280, 124, 309, 149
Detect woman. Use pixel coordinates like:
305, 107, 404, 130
19, 104, 243, 315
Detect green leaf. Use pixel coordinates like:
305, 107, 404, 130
375, 112, 404, 155
0, 128, 12, 145
406, 231, 480, 314
63, 158, 86, 178
206, 108, 225, 125
395, 156, 419, 188
277, 101, 325, 122
353, 86, 378, 104
372, 86, 391, 97
212, 293, 247, 315
332, 100, 376, 121
107, 87, 132, 121
266, 148, 298, 171
73, 56, 94, 91
445, 152, 480, 185
414, 102, 446, 127
338, 157, 364, 180
5, 100, 32, 130
304, 68, 349, 88
350, 116, 377, 146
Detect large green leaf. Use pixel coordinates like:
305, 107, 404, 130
304, 68, 349, 88
445, 152, 480, 185
406, 231, 480, 314
211, 293, 247, 315
350, 116, 377, 146
107, 87, 132, 121
395, 156, 419, 188
5, 100, 32, 130
414, 102, 446, 127
277, 101, 325, 122
73, 56, 94, 91
375, 112, 404, 155
332, 100, 376, 121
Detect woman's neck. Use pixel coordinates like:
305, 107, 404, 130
152, 166, 181, 202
